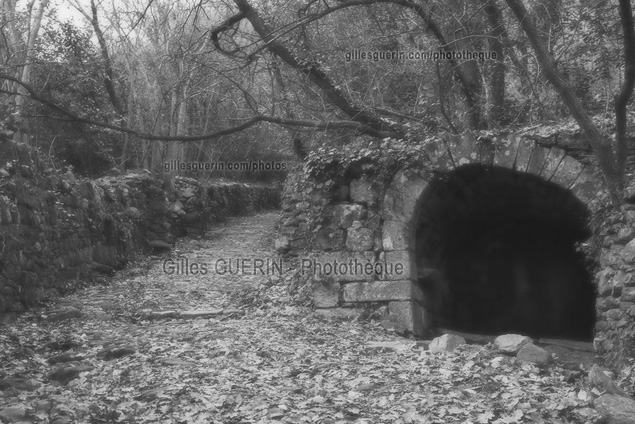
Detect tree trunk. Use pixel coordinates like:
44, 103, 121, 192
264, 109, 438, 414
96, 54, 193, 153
232, 0, 402, 138
484, 0, 505, 126
90, 0, 125, 115
505, 0, 624, 205
13, 0, 49, 136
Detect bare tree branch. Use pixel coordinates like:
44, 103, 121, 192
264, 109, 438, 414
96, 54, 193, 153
615, 0, 635, 177
218, 0, 403, 138
68, 0, 125, 115
505, 0, 624, 204
90, 0, 125, 115
215, 0, 485, 131
0, 73, 390, 141
210, 11, 246, 55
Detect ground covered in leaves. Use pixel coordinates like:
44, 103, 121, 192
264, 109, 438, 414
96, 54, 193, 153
0, 212, 606, 423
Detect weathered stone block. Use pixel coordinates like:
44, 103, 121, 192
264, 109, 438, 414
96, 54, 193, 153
525, 145, 549, 176
512, 139, 534, 172
622, 287, 635, 302
382, 219, 410, 251
493, 134, 521, 169
429, 334, 466, 352
623, 272, 635, 287
597, 268, 616, 296
389, 170, 429, 201
314, 228, 345, 250
300, 251, 376, 282
517, 343, 551, 365
494, 334, 532, 354
346, 223, 374, 251
382, 250, 412, 280
332, 203, 366, 228
612, 271, 625, 297
606, 309, 624, 321
383, 189, 416, 223
619, 302, 635, 317
388, 301, 425, 336
621, 240, 635, 264
598, 297, 620, 311
445, 133, 479, 168
551, 155, 584, 188
343, 280, 421, 302
274, 236, 290, 252
594, 394, 635, 424
570, 172, 601, 204
540, 147, 566, 180
350, 178, 377, 205
425, 139, 454, 171
618, 227, 635, 243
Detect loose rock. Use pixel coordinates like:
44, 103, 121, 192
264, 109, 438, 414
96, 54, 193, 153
0, 406, 26, 422
516, 343, 551, 365
429, 334, 466, 352
0, 377, 39, 391
594, 394, 635, 424
493, 334, 532, 354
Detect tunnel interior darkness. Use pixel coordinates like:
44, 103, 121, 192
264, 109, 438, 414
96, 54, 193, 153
414, 164, 596, 340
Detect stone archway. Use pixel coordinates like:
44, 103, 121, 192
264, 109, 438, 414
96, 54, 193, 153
381, 133, 602, 340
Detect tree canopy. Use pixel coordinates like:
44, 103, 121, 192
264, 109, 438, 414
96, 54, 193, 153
1, 0, 633, 201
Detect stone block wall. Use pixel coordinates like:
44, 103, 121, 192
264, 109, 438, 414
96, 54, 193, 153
276, 131, 635, 371
594, 205, 635, 371
0, 139, 280, 320
277, 160, 431, 335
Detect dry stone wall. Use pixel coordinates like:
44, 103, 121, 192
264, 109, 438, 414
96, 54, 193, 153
0, 139, 280, 321
276, 131, 635, 370
594, 204, 635, 371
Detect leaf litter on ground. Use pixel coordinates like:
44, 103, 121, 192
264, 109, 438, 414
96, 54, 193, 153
0, 214, 602, 423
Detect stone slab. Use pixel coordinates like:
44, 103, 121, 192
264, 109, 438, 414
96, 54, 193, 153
493, 134, 521, 169
513, 138, 535, 172
550, 155, 584, 188
444, 133, 480, 168
540, 147, 566, 180
525, 144, 549, 176
429, 334, 466, 352
382, 219, 410, 251
383, 189, 417, 223
350, 178, 377, 205
381, 250, 413, 280
425, 138, 455, 171
388, 301, 425, 336
300, 252, 376, 282
342, 280, 422, 303
346, 225, 374, 251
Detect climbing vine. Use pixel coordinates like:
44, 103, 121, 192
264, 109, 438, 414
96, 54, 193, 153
304, 136, 437, 185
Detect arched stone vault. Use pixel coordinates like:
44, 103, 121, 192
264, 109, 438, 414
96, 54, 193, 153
380, 133, 602, 338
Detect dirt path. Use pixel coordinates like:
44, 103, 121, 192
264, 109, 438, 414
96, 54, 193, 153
41, 211, 280, 321
134, 211, 283, 312
0, 211, 603, 424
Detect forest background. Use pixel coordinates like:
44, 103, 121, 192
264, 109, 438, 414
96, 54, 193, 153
1, 0, 634, 203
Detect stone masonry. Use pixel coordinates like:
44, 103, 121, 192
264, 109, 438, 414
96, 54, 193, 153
275, 131, 635, 369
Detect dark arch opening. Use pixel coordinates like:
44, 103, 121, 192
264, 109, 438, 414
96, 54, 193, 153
414, 163, 596, 341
